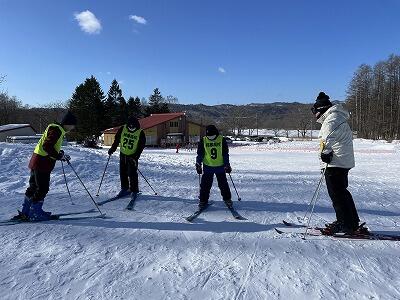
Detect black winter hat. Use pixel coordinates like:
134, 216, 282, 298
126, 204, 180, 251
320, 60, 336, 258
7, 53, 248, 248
127, 116, 140, 129
206, 125, 219, 137
315, 92, 332, 107
61, 111, 77, 126
312, 92, 333, 115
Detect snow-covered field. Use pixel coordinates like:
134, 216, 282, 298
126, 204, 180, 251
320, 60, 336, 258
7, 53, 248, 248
0, 140, 399, 300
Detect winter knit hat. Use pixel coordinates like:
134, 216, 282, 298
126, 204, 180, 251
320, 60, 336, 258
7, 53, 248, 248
205, 125, 219, 137
312, 92, 333, 116
61, 111, 77, 126
127, 116, 140, 130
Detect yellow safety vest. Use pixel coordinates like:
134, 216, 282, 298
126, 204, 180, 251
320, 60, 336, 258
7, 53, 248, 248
203, 135, 224, 167
34, 124, 66, 160
120, 126, 142, 155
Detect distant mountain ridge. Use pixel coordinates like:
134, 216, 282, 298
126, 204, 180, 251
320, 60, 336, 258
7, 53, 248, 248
169, 102, 315, 130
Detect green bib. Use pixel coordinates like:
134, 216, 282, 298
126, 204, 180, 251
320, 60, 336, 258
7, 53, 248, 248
120, 126, 142, 155
203, 135, 224, 167
34, 124, 66, 159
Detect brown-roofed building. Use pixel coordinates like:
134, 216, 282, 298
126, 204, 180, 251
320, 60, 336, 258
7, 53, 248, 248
103, 112, 206, 147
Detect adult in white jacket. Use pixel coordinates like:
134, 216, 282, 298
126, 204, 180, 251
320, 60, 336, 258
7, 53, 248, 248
312, 92, 363, 235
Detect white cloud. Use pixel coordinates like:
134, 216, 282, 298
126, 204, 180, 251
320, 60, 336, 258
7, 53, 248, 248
218, 67, 226, 73
74, 10, 102, 34
129, 15, 147, 25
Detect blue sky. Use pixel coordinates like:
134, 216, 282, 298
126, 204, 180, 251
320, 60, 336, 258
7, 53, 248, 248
1, 0, 400, 106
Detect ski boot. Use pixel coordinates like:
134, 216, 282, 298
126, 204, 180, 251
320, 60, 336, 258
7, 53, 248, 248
29, 201, 53, 221
198, 201, 209, 211
352, 222, 370, 235
11, 196, 32, 220
324, 220, 340, 229
321, 221, 345, 235
117, 189, 131, 198
224, 199, 233, 209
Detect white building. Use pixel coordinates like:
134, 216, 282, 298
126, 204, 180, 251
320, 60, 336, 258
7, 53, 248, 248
0, 124, 37, 142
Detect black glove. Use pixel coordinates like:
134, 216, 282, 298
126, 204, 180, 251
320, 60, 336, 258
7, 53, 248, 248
108, 148, 115, 156
321, 151, 333, 164
57, 150, 70, 162
196, 163, 202, 175
224, 164, 232, 174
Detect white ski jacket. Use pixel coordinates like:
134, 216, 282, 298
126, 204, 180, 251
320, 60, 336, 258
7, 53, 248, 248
317, 104, 355, 169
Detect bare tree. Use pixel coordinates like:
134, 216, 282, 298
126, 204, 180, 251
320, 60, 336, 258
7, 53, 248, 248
346, 54, 400, 140
272, 128, 282, 137
0, 92, 22, 125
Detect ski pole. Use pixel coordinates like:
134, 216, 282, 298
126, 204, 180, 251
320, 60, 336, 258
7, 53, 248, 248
198, 174, 201, 199
61, 160, 74, 205
138, 168, 158, 195
303, 166, 327, 239
228, 173, 241, 201
301, 164, 328, 222
66, 159, 104, 216
96, 155, 111, 197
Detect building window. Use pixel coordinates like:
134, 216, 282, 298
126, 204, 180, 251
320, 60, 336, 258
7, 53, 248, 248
170, 121, 179, 128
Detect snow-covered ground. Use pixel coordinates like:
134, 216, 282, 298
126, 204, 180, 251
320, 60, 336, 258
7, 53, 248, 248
0, 139, 399, 299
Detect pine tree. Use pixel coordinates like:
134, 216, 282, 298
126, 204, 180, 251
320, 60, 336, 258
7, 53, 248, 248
68, 75, 105, 142
127, 96, 143, 118
105, 79, 126, 126
145, 88, 170, 116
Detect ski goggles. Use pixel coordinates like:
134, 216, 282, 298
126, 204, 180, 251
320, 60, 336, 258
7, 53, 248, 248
311, 105, 331, 115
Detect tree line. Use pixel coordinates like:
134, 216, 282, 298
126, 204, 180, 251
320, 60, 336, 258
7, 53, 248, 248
68, 76, 174, 142
346, 54, 400, 140
0, 75, 173, 142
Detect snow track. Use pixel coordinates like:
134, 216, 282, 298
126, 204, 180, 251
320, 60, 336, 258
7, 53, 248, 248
1, 140, 400, 299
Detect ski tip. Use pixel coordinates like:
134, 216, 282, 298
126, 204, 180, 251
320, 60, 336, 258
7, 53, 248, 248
275, 228, 284, 234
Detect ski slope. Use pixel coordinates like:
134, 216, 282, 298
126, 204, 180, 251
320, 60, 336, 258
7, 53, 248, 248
0, 140, 399, 299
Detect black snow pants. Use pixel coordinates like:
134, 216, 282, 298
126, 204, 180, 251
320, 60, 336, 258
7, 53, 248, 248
324, 167, 360, 228
25, 169, 51, 202
120, 153, 139, 193
199, 172, 232, 206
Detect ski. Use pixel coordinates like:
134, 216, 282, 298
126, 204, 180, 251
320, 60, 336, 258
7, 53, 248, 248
328, 232, 400, 241
57, 213, 107, 221
274, 227, 323, 237
97, 194, 130, 206
276, 226, 400, 241
228, 207, 247, 220
125, 193, 141, 211
185, 202, 214, 222
282, 220, 307, 227
55, 209, 97, 217
0, 213, 106, 226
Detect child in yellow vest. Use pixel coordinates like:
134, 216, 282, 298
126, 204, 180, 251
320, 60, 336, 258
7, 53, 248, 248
12, 111, 76, 221
108, 116, 146, 198
196, 125, 233, 210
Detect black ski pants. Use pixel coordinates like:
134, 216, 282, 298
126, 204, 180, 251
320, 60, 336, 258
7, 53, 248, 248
120, 153, 139, 193
199, 172, 232, 205
25, 169, 51, 203
324, 167, 360, 228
